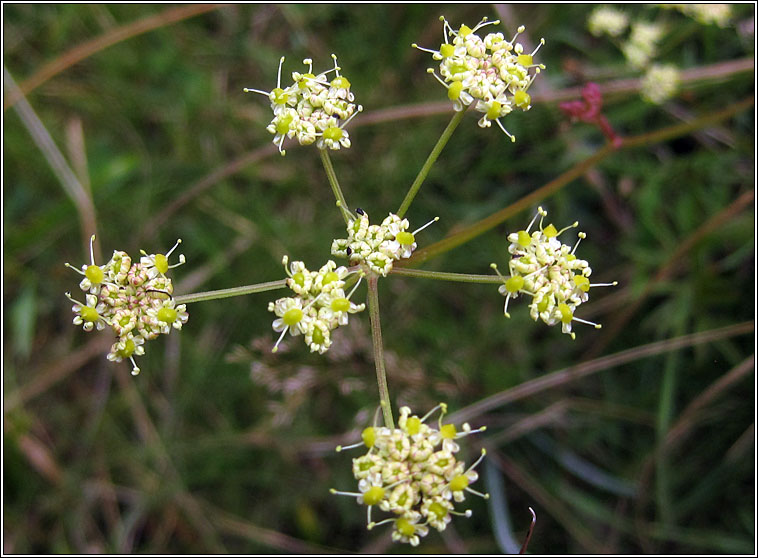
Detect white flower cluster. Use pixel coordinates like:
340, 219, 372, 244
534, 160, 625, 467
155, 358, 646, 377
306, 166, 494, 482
587, 10, 682, 104
621, 21, 665, 70
331, 209, 438, 277
588, 6, 630, 37
586, 10, 684, 104
245, 55, 362, 155
413, 16, 545, 141
65, 236, 188, 375
332, 404, 487, 546
641, 63, 680, 104
662, 4, 732, 27
492, 207, 616, 339
268, 256, 365, 354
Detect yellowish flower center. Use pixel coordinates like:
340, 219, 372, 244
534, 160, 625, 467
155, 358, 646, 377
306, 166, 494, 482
537, 298, 549, 312
157, 307, 178, 324
85, 265, 104, 284
440, 43, 455, 58
486, 101, 502, 121
117, 338, 136, 359
276, 113, 293, 135
542, 224, 558, 238
517, 230, 532, 247
363, 486, 384, 506
440, 423, 457, 439
331, 76, 351, 89
331, 297, 351, 313
322, 271, 339, 285
558, 303, 573, 324
323, 127, 343, 141
448, 81, 463, 101
573, 275, 590, 292
312, 326, 325, 345
396, 517, 415, 537
361, 427, 376, 448
155, 253, 169, 274
449, 474, 469, 492
429, 502, 447, 520
81, 306, 100, 323
283, 307, 303, 326
505, 275, 524, 293
396, 231, 414, 246
292, 272, 306, 287
517, 53, 533, 66
405, 416, 421, 436
513, 90, 531, 109
271, 87, 289, 104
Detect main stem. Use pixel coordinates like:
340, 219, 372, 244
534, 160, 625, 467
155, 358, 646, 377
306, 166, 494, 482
396, 105, 469, 218
319, 148, 351, 224
174, 279, 287, 304
367, 274, 394, 429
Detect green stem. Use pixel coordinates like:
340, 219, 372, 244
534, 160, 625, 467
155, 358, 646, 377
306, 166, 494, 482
367, 274, 394, 429
655, 294, 688, 526
319, 148, 350, 224
174, 279, 287, 304
390, 267, 503, 285
396, 106, 469, 219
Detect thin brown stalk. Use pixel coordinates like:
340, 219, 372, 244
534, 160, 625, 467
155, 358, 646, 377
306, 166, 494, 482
567, 396, 656, 427
490, 450, 606, 553
448, 321, 753, 425
5, 334, 113, 410
633, 355, 755, 546
140, 143, 277, 241
5, 66, 99, 255
724, 423, 755, 464
540, 57, 754, 104
299, 323, 752, 458
200, 499, 340, 554
4, 4, 224, 110
349, 57, 755, 127
664, 355, 755, 449
14, 431, 63, 485
486, 401, 569, 447
112, 368, 226, 552
518, 507, 537, 554
637, 355, 755, 483
65, 116, 92, 195
584, 188, 754, 359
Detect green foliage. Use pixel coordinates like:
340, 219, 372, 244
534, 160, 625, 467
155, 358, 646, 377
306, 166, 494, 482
3, 4, 754, 554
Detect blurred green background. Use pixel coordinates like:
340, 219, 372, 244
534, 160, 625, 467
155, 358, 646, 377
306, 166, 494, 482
3, 4, 754, 554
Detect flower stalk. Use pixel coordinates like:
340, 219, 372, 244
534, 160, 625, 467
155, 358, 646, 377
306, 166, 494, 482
320, 147, 351, 224
367, 274, 394, 429
174, 279, 287, 305
396, 105, 469, 218
390, 267, 504, 284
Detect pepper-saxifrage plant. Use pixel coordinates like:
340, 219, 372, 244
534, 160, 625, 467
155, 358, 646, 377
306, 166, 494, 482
65, 15, 616, 547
